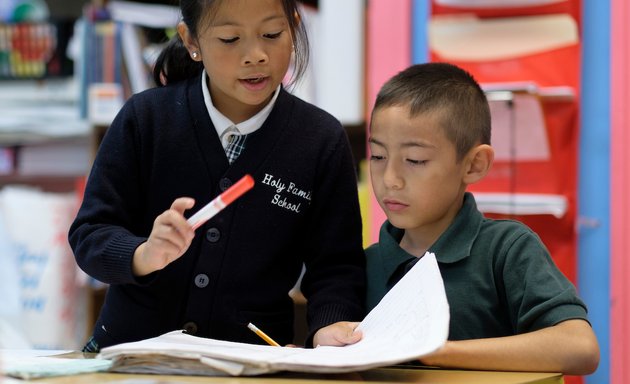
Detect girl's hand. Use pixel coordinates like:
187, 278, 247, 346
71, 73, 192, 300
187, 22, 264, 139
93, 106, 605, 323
313, 321, 362, 347
132, 197, 195, 276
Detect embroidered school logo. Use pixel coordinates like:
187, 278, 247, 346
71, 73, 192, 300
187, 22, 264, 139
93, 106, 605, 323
261, 173, 312, 213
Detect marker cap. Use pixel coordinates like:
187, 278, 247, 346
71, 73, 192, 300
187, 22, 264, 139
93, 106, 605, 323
221, 174, 255, 205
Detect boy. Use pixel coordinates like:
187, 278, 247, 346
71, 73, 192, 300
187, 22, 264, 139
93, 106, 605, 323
366, 63, 599, 375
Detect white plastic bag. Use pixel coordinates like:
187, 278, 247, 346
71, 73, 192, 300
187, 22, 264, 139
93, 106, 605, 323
0, 186, 88, 349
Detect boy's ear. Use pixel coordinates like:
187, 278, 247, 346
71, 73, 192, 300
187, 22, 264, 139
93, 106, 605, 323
463, 144, 494, 185
177, 22, 200, 60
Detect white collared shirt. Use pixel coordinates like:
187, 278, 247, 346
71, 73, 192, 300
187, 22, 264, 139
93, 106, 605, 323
201, 70, 280, 148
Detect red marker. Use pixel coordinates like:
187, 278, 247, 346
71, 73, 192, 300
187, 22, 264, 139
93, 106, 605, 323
187, 174, 255, 230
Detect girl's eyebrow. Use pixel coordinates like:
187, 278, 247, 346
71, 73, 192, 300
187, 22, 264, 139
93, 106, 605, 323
211, 14, 286, 27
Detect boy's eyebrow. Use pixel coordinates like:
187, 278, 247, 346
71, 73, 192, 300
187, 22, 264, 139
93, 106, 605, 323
211, 14, 286, 27
368, 137, 436, 149
367, 137, 383, 145
400, 141, 436, 149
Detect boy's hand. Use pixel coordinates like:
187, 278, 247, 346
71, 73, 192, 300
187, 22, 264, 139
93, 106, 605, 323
132, 197, 195, 276
313, 321, 362, 347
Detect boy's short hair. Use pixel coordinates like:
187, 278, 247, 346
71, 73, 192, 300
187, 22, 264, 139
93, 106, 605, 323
372, 62, 491, 161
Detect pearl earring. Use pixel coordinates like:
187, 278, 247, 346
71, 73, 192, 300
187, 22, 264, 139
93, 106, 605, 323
192, 52, 199, 59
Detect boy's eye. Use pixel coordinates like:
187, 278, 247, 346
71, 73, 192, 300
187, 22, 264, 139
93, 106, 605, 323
406, 159, 427, 165
264, 31, 283, 39
370, 155, 385, 161
219, 37, 239, 44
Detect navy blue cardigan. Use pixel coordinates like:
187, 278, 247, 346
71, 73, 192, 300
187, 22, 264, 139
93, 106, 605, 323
69, 74, 366, 348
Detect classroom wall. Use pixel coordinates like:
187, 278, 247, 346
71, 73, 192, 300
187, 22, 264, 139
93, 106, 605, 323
609, 0, 630, 382
365, 0, 412, 244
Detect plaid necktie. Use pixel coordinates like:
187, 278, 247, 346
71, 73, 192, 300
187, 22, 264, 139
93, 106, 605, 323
225, 132, 247, 164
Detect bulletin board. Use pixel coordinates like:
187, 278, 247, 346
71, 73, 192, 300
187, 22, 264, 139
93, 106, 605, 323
428, 0, 581, 286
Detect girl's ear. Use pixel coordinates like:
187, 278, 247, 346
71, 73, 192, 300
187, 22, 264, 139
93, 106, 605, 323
463, 144, 494, 185
177, 21, 201, 61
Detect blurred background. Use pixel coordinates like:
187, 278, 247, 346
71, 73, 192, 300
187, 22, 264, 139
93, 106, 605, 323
0, 2, 626, 384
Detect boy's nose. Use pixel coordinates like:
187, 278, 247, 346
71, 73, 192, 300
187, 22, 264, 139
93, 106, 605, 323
383, 163, 404, 190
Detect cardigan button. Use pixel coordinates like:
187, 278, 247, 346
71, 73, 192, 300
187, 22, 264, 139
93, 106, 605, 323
183, 322, 198, 335
206, 228, 221, 243
194, 273, 209, 288
219, 177, 233, 191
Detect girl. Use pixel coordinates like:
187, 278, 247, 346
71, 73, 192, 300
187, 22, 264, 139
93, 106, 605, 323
70, 0, 365, 352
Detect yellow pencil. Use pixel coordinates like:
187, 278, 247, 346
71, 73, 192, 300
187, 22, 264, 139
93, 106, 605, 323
247, 322, 280, 347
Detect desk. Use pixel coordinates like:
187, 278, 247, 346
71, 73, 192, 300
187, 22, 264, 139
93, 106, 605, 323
3, 367, 563, 384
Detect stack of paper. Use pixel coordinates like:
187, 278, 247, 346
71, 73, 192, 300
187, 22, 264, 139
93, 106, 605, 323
99, 253, 450, 376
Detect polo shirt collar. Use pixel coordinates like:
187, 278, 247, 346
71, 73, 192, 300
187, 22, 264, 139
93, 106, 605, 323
378, 192, 482, 276
201, 69, 280, 145
429, 192, 483, 264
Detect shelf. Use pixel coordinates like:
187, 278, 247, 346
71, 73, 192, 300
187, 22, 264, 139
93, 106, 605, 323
0, 174, 83, 193
472, 192, 568, 218
0, 78, 90, 146
483, 82, 575, 102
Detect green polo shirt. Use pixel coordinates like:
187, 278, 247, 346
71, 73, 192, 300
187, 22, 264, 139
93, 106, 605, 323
366, 192, 588, 341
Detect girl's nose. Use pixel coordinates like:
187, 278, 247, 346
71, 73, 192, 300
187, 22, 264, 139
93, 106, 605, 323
243, 41, 268, 65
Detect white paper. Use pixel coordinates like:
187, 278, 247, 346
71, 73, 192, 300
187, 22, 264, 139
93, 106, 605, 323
435, 0, 566, 8
488, 93, 550, 162
0, 352, 112, 379
429, 14, 578, 61
0, 79, 88, 142
107, 1, 180, 29
99, 252, 449, 375
473, 192, 568, 218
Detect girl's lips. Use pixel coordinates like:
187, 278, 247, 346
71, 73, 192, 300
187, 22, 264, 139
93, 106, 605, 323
239, 76, 270, 91
383, 199, 408, 212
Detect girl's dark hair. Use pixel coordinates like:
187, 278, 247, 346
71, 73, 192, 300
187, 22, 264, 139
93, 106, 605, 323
372, 62, 491, 162
153, 0, 309, 87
